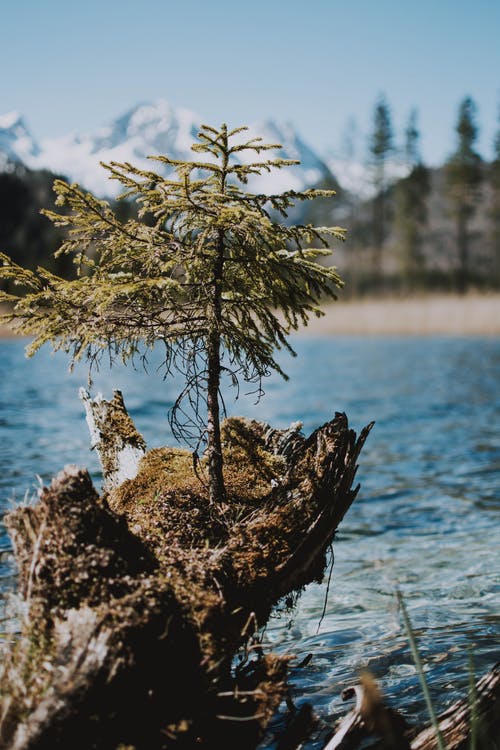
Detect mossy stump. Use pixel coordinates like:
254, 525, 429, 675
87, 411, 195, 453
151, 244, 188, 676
0, 393, 373, 750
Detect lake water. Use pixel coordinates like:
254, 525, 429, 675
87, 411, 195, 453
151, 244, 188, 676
1, 336, 499, 744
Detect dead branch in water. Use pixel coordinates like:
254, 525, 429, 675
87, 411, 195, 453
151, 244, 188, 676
320, 663, 500, 750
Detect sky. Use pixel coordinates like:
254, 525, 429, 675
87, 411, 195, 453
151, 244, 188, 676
1, 0, 499, 166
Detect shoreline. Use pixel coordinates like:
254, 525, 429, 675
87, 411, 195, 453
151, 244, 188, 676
295, 293, 500, 337
1, 293, 499, 339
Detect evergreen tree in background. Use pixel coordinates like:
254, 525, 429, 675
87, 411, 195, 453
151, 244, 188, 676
0, 124, 344, 504
445, 96, 483, 293
489, 101, 500, 287
369, 94, 394, 270
404, 109, 420, 167
394, 110, 430, 289
340, 116, 360, 162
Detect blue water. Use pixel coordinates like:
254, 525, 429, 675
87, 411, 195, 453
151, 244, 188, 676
1, 336, 499, 742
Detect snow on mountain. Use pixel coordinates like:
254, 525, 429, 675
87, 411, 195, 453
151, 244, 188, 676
235, 119, 331, 194
0, 112, 40, 169
0, 100, 333, 197
29, 101, 203, 195
0, 103, 415, 201
325, 154, 410, 199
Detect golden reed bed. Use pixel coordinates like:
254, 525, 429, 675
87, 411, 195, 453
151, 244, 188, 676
1, 294, 499, 339
296, 293, 500, 336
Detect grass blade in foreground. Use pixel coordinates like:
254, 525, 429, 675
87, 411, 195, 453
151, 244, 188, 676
396, 589, 447, 750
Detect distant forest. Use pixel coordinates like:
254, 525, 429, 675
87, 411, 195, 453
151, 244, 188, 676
1, 95, 499, 296
305, 94, 500, 295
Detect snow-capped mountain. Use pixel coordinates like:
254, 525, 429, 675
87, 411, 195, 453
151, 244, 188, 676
0, 112, 40, 169
325, 154, 410, 200
0, 100, 333, 197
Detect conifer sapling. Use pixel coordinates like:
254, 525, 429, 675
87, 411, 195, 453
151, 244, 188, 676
0, 124, 345, 504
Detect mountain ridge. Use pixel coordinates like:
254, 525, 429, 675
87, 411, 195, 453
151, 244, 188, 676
0, 99, 334, 197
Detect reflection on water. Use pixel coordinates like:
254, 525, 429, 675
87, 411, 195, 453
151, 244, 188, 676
1, 336, 499, 741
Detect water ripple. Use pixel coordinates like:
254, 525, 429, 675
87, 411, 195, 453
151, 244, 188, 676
1, 336, 499, 743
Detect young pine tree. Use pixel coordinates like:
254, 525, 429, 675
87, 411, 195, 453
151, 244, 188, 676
0, 124, 344, 504
394, 110, 430, 290
446, 97, 483, 293
369, 94, 394, 269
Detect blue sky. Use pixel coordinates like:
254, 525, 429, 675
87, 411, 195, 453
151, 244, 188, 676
1, 0, 498, 165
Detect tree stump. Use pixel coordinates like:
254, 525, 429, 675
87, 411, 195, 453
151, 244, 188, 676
0, 392, 373, 749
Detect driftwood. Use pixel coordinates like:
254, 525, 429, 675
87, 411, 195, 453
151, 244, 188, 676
410, 663, 500, 750
320, 663, 500, 750
0, 391, 373, 749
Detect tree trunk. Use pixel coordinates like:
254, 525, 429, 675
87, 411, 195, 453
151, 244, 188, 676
206, 327, 225, 504
372, 167, 386, 280
205, 216, 227, 505
456, 209, 469, 294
